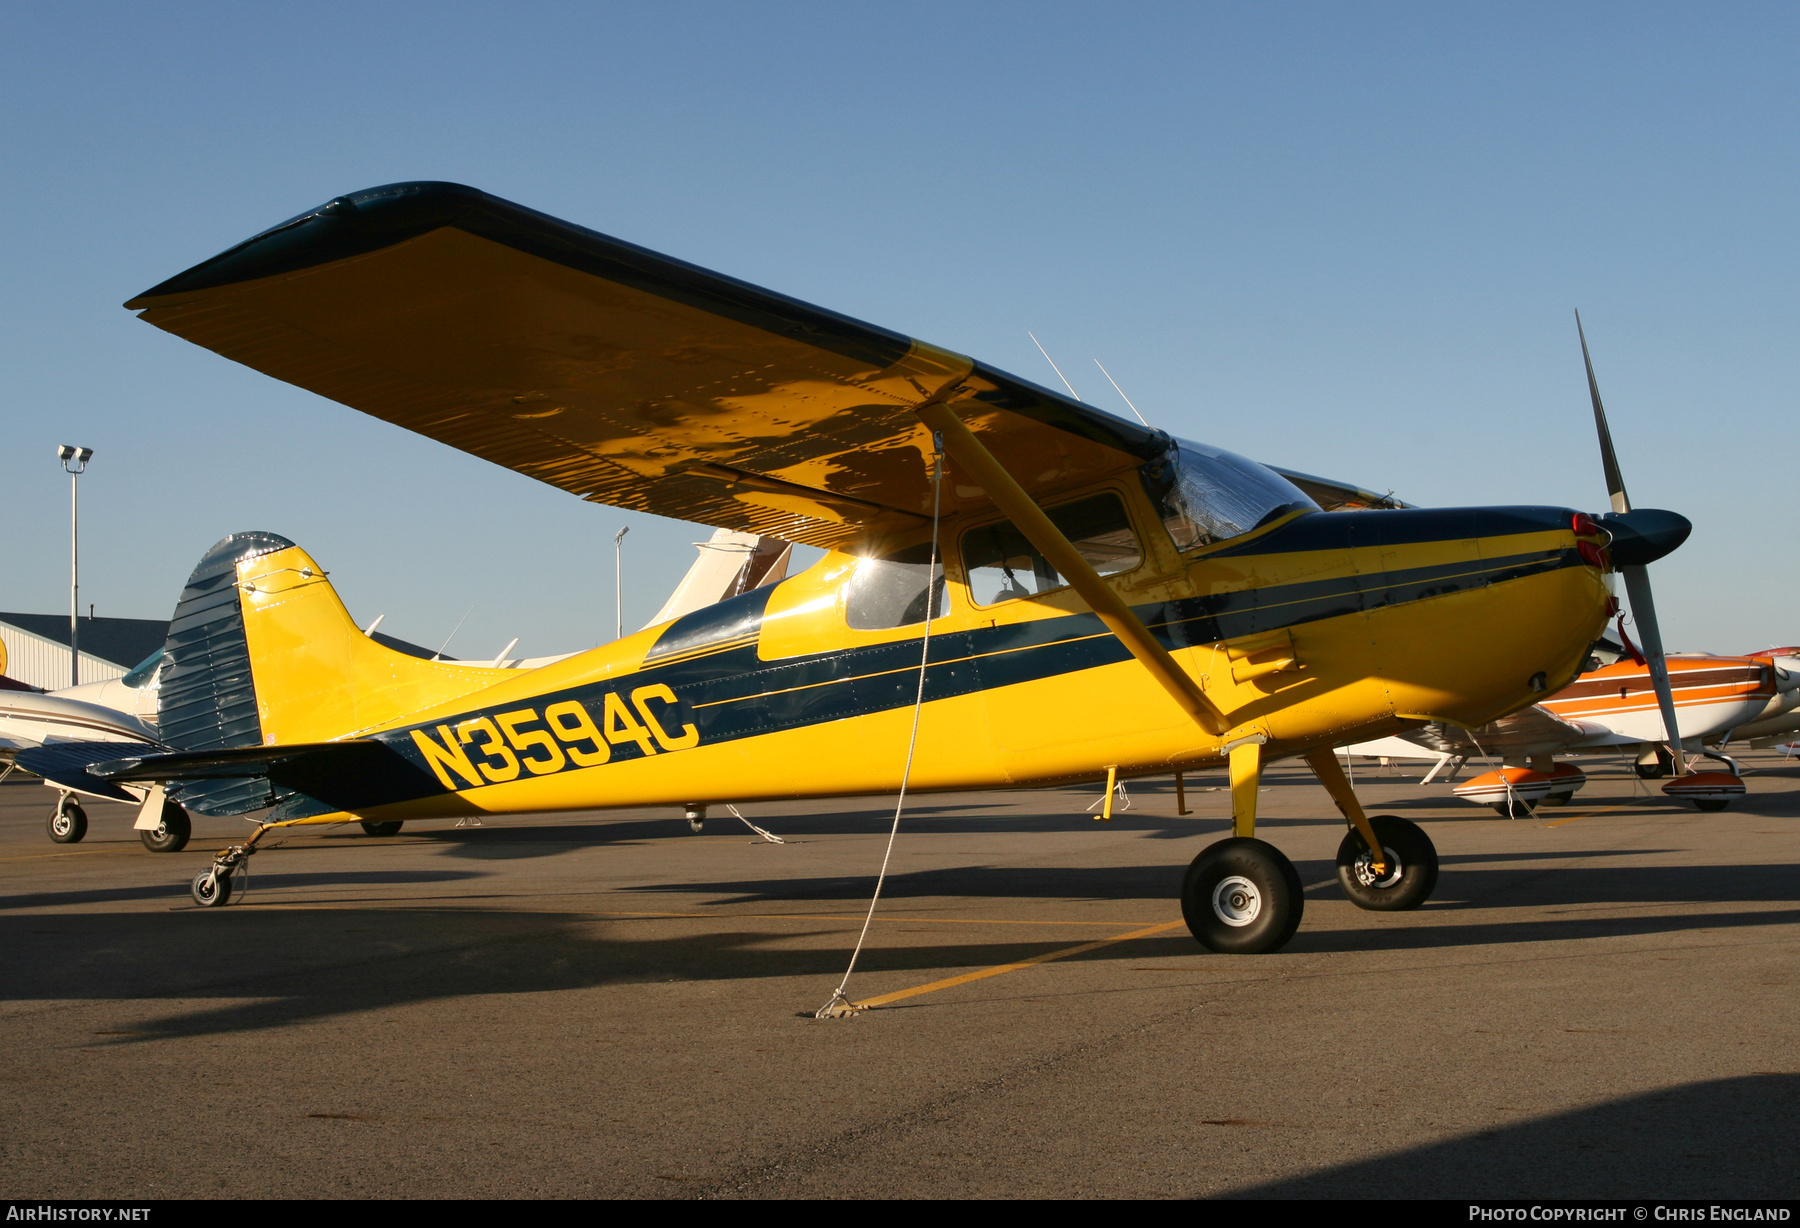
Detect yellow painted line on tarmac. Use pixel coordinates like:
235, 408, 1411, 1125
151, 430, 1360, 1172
853, 919, 1188, 1009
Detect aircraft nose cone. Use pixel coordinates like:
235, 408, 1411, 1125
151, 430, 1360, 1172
1597, 508, 1691, 567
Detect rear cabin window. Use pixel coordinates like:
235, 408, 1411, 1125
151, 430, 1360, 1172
962, 493, 1142, 607
844, 542, 949, 630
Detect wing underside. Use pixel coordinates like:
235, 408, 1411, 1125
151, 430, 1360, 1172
128, 182, 1163, 550
1399, 705, 1627, 758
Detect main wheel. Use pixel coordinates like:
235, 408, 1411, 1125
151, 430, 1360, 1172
1635, 750, 1674, 780
190, 868, 233, 908
1491, 797, 1536, 818
1337, 815, 1439, 911
1693, 799, 1730, 812
1539, 793, 1572, 807
360, 820, 403, 837
140, 802, 191, 853
47, 799, 87, 844
1180, 838, 1304, 954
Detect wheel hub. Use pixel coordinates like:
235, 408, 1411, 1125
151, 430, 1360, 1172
1211, 875, 1262, 927
1354, 846, 1403, 889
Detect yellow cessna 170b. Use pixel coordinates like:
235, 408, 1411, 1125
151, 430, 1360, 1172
21, 183, 1695, 954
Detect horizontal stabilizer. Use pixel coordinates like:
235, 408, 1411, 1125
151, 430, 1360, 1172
91, 740, 385, 783
88, 738, 445, 820
16, 741, 157, 802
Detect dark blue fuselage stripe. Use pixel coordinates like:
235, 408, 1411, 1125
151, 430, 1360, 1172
261, 541, 1581, 819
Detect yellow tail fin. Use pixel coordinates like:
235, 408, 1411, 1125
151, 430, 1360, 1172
168, 532, 513, 747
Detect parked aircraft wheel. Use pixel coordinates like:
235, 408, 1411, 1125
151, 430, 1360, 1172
1490, 798, 1536, 818
1336, 816, 1438, 912
1692, 799, 1730, 813
190, 868, 233, 908
359, 820, 404, 837
140, 802, 191, 853
1538, 794, 1572, 807
1634, 750, 1674, 780
1180, 838, 1303, 954
47, 799, 87, 844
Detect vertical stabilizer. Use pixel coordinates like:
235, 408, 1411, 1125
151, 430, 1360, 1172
158, 532, 519, 814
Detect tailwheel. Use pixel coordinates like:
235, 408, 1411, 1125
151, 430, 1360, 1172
140, 801, 191, 853
47, 796, 87, 844
1337, 815, 1439, 911
1181, 837, 1303, 954
190, 867, 233, 908
359, 820, 403, 837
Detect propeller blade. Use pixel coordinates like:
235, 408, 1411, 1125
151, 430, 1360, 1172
1577, 310, 1631, 515
1620, 564, 1686, 776
1578, 313, 1685, 775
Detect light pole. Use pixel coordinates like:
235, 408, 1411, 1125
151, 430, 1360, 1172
613, 525, 630, 641
57, 445, 93, 688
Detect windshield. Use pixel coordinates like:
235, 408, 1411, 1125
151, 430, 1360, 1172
1153, 440, 1316, 550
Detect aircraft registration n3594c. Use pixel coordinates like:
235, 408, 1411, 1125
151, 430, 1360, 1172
22, 183, 1694, 954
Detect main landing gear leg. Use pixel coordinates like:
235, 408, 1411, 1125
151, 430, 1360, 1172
190, 821, 277, 908
1181, 736, 1304, 954
1304, 746, 1439, 911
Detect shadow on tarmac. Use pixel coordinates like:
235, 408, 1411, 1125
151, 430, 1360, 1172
4, 876, 1798, 1039
618, 857, 1800, 911
1214, 1074, 1800, 1200
0, 869, 488, 911
14, 889, 1800, 1044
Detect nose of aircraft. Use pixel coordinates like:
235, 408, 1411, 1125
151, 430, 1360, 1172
1596, 508, 1691, 567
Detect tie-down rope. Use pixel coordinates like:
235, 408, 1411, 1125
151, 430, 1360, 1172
815, 433, 945, 1019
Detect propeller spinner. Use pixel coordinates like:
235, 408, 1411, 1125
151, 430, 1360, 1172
1577, 311, 1692, 774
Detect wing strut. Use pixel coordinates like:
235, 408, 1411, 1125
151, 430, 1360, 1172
914, 402, 1231, 737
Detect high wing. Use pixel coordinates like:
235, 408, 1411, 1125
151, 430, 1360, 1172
126, 182, 1167, 550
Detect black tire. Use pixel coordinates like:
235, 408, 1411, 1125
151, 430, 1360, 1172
1635, 750, 1674, 780
1337, 815, 1439, 912
1491, 797, 1536, 818
191, 868, 233, 908
1692, 799, 1730, 812
360, 820, 404, 837
140, 802, 191, 853
47, 799, 87, 844
1539, 793, 1572, 807
1180, 837, 1304, 954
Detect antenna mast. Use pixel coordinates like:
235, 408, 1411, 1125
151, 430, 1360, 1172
1093, 360, 1151, 427
1028, 332, 1082, 402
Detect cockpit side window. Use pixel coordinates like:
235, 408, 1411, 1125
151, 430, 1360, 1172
844, 542, 949, 630
962, 492, 1142, 607
1149, 440, 1317, 551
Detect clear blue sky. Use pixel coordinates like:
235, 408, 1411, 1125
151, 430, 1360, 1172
3, 2, 1794, 660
